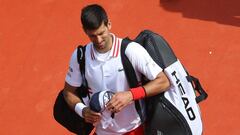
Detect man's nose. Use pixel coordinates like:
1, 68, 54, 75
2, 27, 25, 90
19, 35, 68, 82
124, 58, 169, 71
96, 36, 103, 43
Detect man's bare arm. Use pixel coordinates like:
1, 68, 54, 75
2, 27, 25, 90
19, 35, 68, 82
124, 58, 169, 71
62, 82, 81, 110
144, 71, 170, 97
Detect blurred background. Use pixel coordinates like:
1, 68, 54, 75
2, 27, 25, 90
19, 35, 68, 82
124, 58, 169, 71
0, 0, 240, 134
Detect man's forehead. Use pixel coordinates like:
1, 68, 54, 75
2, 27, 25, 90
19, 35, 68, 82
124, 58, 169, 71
86, 23, 106, 36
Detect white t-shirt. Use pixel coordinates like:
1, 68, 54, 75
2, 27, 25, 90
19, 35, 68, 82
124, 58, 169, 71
65, 34, 162, 135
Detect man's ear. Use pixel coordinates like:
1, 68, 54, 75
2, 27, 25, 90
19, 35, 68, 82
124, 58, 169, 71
107, 21, 112, 30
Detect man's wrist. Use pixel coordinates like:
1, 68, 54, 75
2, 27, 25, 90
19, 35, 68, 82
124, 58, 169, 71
74, 102, 87, 118
130, 86, 146, 100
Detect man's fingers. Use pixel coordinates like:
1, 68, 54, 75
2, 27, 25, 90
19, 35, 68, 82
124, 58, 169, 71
83, 107, 101, 124
106, 99, 116, 110
106, 94, 126, 112
85, 114, 101, 124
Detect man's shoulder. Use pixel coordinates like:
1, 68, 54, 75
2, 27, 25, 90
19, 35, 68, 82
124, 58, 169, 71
123, 41, 149, 63
124, 41, 144, 53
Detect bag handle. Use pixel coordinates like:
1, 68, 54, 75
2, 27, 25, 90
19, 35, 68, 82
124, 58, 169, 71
186, 75, 208, 103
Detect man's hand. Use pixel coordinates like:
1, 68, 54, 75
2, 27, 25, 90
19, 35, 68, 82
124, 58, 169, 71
82, 107, 101, 124
106, 91, 133, 113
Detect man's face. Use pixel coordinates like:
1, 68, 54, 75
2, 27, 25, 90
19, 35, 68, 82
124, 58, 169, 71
85, 22, 112, 53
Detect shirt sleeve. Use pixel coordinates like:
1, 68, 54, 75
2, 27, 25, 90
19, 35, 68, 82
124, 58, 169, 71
65, 49, 83, 87
125, 42, 163, 80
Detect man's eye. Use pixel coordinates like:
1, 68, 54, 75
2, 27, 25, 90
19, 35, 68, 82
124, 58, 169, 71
99, 32, 104, 36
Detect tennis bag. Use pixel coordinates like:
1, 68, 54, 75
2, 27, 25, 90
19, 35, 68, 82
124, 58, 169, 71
53, 46, 94, 135
121, 30, 208, 135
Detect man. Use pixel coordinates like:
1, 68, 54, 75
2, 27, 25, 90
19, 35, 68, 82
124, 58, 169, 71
63, 4, 170, 135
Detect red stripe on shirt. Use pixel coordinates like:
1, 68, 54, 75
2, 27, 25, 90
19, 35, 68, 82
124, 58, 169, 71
111, 36, 117, 57
115, 38, 120, 57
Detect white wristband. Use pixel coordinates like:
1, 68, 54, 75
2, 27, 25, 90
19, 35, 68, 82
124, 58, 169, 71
74, 102, 87, 118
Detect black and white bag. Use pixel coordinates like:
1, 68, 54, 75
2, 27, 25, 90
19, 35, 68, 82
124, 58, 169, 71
121, 30, 208, 135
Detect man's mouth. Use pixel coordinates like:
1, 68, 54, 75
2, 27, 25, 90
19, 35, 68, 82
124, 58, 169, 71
98, 42, 105, 49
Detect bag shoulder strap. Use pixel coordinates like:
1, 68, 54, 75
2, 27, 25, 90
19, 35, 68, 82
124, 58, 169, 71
77, 45, 87, 86
76, 45, 90, 101
121, 38, 145, 122
121, 39, 139, 88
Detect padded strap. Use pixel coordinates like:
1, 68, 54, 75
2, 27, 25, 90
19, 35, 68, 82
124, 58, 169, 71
77, 45, 90, 101
121, 38, 145, 123
77, 46, 87, 86
121, 39, 139, 87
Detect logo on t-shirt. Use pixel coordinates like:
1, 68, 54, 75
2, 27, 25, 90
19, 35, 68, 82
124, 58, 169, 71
67, 67, 73, 77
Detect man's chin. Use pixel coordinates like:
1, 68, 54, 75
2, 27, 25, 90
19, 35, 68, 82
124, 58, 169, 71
98, 43, 105, 49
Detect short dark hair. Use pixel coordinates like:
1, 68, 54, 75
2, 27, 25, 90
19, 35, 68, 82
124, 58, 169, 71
81, 4, 108, 31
